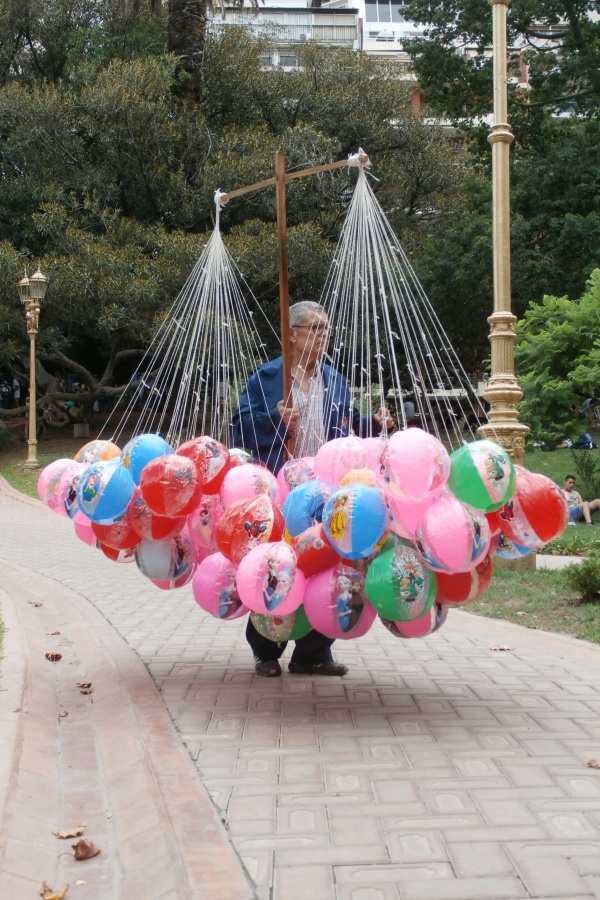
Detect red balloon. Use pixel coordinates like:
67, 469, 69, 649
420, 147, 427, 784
216, 495, 285, 565
499, 466, 568, 548
98, 543, 136, 563
292, 523, 342, 577
177, 436, 231, 495
435, 554, 493, 605
140, 455, 203, 517
127, 486, 186, 541
92, 515, 141, 550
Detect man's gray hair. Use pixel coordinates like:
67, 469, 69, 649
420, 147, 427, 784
289, 301, 326, 328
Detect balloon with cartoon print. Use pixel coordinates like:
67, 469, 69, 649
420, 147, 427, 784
497, 466, 568, 549
250, 606, 312, 643
74, 439, 121, 466
98, 543, 136, 564
187, 494, 224, 554
292, 523, 342, 577
381, 428, 450, 503
193, 552, 249, 619
435, 554, 493, 605
177, 436, 231, 495
37, 458, 73, 512
304, 563, 377, 639
140, 454, 203, 518
380, 601, 449, 639
216, 495, 285, 565
76, 458, 135, 525
322, 484, 389, 560
448, 439, 516, 513
92, 514, 141, 551
276, 457, 316, 502
283, 479, 334, 538
365, 540, 437, 621
313, 436, 367, 487
120, 433, 173, 485
415, 493, 491, 573
127, 486, 186, 541
236, 542, 305, 615
55, 461, 87, 519
220, 463, 279, 507
135, 527, 194, 582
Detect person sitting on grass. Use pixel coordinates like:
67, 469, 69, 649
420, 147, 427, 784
562, 475, 600, 525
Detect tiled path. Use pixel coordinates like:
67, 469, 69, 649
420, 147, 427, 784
2, 476, 600, 899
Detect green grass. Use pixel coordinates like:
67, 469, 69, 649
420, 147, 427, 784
0, 450, 69, 500
471, 565, 600, 644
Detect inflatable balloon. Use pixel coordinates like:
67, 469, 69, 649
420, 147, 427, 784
140, 454, 203, 517
387, 494, 435, 540
187, 494, 224, 553
135, 528, 194, 582
448, 439, 516, 513
76, 458, 135, 525
493, 532, 535, 560
415, 493, 490, 573
282, 479, 333, 538
380, 602, 448, 639
177, 436, 231, 494
236, 542, 305, 615
229, 448, 255, 467
120, 433, 173, 485
74, 439, 121, 466
151, 555, 196, 590
362, 436, 387, 474
276, 457, 316, 502
220, 464, 279, 508
339, 467, 377, 488
55, 461, 87, 519
313, 436, 368, 487
381, 428, 449, 502
304, 563, 377, 639
322, 484, 389, 560
127, 486, 186, 541
99, 543, 136, 564
216, 495, 285, 565
436, 555, 493, 605
292, 523, 342, 577
497, 466, 569, 549
192, 552, 249, 620
73, 509, 98, 548
92, 515, 141, 551
250, 606, 312, 643
365, 541, 437, 621
37, 458, 73, 509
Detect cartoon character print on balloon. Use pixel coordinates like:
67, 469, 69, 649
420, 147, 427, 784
80, 469, 102, 505
263, 557, 294, 612
245, 517, 268, 550
219, 568, 244, 620
334, 571, 366, 633
328, 492, 349, 551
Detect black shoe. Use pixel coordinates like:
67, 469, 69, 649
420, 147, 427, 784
288, 661, 348, 677
255, 659, 282, 677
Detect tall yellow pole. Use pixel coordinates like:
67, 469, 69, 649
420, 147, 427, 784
24, 301, 40, 469
478, 0, 529, 462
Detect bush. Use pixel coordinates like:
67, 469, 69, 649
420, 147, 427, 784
0, 426, 18, 453
563, 553, 600, 603
571, 450, 600, 498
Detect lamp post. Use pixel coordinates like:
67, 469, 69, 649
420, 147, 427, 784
477, 0, 529, 463
18, 267, 49, 469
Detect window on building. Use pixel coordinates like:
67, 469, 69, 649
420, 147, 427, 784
279, 51, 298, 67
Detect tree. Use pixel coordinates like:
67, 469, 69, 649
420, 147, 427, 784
514, 268, 600, 442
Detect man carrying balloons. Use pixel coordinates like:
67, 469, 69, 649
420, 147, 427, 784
231, 300, 393, 677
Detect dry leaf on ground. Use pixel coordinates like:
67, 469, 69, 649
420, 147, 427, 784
72, 838, 101, 860
488, 645, 514, 652
76, 682, 92, 689
75, 882, 86, 887
29, 601, 43, 607
48, 630, 61, 635
587, 759, 600, 768
79, 688, 94, 695
45, 652, 62, 662
59, 711, 69, 718
52, 824, 85, 839
40, 882, 69, 899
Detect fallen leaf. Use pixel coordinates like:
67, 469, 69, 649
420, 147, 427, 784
516, 611, 525, 616
48, 630, 61, 635
587, 759, 600, 769
59, 711, 69, 718
106, 812, 112, 819
72, 838, 101, 860
563, 615, 571, 621
40, 882, 69, 899
79, 688, 94, 695
488, 645, 514, 652
52, 824, 85, 839
29, 601, 43, 607
75, 882, 87, 887
45, 652, 62, 663
76, 682, 92, 689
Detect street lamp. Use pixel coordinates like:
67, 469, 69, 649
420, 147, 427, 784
18, 267, 49, 469
477, 0, 529, 463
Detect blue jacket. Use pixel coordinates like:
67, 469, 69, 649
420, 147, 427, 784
231, 357, 378, 474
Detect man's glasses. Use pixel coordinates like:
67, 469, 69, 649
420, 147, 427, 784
294, 323, 332, 335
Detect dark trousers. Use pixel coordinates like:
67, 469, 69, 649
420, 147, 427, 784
246, 618, 334, 665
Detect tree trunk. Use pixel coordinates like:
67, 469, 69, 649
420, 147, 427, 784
168, 0, 207, 103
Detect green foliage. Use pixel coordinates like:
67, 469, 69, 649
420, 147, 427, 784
563, 553, 600, 603
570, 450, 600, 500
515, 270, 600, 441
0, 426, 18, 453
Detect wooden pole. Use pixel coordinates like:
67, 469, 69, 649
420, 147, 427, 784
276, 151, 292, 404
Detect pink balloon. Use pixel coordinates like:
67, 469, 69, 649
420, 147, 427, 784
236, 542, 305, 615
304, 563, 377, 639
192, 552, 249, 620
381, 428, 450, 502
362, 436, 387, 474
415, 493, 490, 573
37, 458, 73, 506
276, 457, 316, 502
220, 464, 280, 507
313, 436, 368, 487
387, 493, 435, 539
73, 508, 98, 547
187, 494, 224, 553
380, 602, 449, 639
56, 462, 87, 519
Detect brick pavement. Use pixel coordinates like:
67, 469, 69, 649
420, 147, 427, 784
2, 476, 600, 899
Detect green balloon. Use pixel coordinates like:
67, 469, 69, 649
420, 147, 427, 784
250, 605, 312, 643
448, 440, 515, 513
365, 544, 436, 621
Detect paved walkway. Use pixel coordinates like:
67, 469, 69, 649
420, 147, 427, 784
2, 477, 600, 900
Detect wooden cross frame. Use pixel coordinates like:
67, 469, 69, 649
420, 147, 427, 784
220, 150, 369, 405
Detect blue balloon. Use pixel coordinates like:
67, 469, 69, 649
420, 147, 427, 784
282, 479, 333, 538
77, 459, 135, 525
120, 433, 173, 485
322, 484, 390, 560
